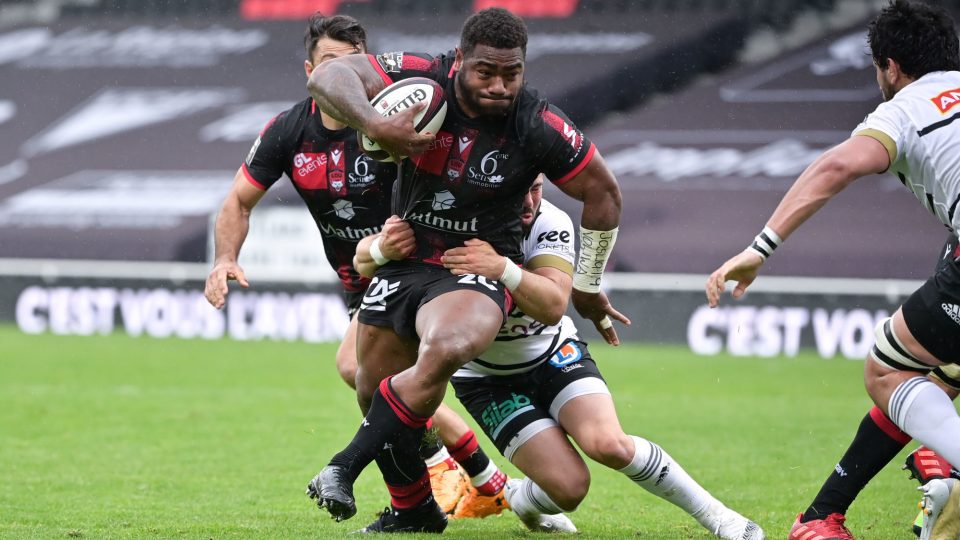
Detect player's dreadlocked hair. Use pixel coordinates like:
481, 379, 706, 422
460, 7, 528, 58
303, 13, 367, 58
868, 0, 959, 78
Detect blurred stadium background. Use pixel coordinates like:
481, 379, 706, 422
0, 0, 956, 358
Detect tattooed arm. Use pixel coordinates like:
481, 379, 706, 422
306, 55, 434, 157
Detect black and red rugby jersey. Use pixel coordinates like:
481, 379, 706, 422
242, 97, 397, 292
369, 51, 596, 263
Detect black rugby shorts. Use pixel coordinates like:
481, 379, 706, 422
343, 289, 366, 317
357, 261, 511, 340
451, 340, 608, 460
902, 250, 960, 364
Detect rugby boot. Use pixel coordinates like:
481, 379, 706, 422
427, 457, 468, 514
306, 465, 357, 522
355, 499, 448, 534
451, 483, 509, 519
918, 478, 960, 540
697, 500, 765, 540
787, 513, 854, 540
905, 446, 959, 484
503, 478, 577, 533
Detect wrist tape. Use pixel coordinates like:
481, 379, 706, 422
573, 226, 618, 293
370, 236, 390, 266
499, 257, 523, 291
746, 226, 782, 261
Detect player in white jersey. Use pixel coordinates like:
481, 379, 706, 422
358, 176, 765, 538
706, 2, 960, 539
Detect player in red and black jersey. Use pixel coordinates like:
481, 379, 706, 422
204, 13, 510, 522
305, 8, 624, 533
204, 13, 392, 386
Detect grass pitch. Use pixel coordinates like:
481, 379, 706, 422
0, 326, 923, 538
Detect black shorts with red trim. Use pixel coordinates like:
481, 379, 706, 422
357, 261, 511, 340
903, 248, 960, 364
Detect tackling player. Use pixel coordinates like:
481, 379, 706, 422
355, 176, 765, 538
787, 234, 960, 540
305, 7, 622, 533
202, 12, 507, 518
705, 2, 960, 538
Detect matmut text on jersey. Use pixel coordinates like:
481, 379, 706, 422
368, 50, 596, 264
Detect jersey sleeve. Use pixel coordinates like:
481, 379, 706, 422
531, 103, 597, 186
242, 110, 296, 191
852, 100, 910, 166
524, 202, 575, 275
367, 51, 448, 86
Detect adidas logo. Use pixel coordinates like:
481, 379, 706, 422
944, 303, 960, 326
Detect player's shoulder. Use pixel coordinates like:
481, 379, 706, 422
265, 97, 313, 135
526, 200, 575, 248
524, 199, 575, 265
885, 71, 960, 119
513, 87, 577, 141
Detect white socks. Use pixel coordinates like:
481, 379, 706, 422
889, 377, 960, 468
617, 436, 724, 528
423, 445, 450, 468
505, 477, 566, 517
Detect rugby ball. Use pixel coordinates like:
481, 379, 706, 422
358, 77, 447, 162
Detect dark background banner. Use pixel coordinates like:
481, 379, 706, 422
547, 22, 950, 280
0, 12, 744, 264
0, 11, 947, 280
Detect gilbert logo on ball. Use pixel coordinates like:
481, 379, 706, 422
359, 77, 447, 162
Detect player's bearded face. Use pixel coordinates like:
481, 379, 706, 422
521, 178, 544, 229
875, 63, 895, 101
455, 45, 524, 117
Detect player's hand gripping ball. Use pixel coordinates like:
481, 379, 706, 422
358, 77, 447, 162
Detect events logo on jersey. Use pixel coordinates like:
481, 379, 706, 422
360, 277, 400, 312
466, 149, 509, 187
932, 87, 960, 114
549, 341, 582, 368
480, 392, 534, 435
377, 52, 404, 74
292, 152, 329, 190
412, 131, 454, 176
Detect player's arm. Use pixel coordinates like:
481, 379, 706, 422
205, 168, 266, 309
441, 239, 571, 325
553, 151, 624, 327
705, 134, 891, 307
353, 216, 416, 278
306, 54, 433, 158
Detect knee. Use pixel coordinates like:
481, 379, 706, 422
354, 368, 377, 411
579, 432, 634, 469
547, 465, 590, 511
417, 336, 483, 381
335, 349, 358, 390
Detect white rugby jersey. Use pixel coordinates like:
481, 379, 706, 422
854, 71, 960, 233
457, 199, 579, 377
